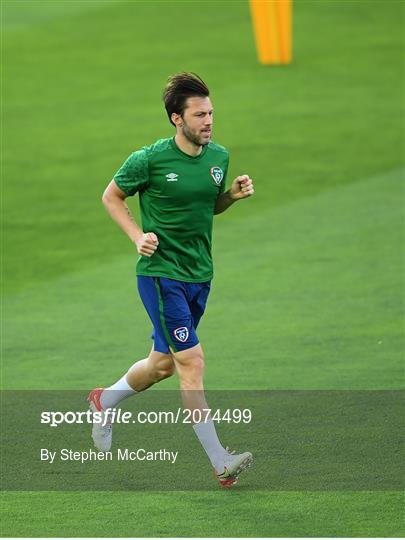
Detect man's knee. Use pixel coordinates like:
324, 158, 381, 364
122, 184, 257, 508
190, 354, 205, 377
172, 345, 205, 383
148, 351, 175, 382
156, 361, 175, 381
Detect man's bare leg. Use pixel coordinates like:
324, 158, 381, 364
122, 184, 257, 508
127, 348, 175, 391
171, 343, 252, 485
100, 348, 175, 409
171, 344, 227, 469
88, 349, 175, 451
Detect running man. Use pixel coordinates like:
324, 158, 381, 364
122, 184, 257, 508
88, 73, 254, 487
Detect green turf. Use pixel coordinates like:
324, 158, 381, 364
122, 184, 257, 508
4, 168, 403, 390
1, 491, 403, 537
1, 0, 404, 537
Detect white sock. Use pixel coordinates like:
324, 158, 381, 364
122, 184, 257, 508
193, 419, 227, 470
100, 374, 137, 410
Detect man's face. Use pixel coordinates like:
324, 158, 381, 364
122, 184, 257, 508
174, 96, 213, 146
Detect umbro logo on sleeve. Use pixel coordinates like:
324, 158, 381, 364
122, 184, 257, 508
166, 173, 178, 181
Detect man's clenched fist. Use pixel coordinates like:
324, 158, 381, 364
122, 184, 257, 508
135, 232, 159, 257
229, 175, 254, 200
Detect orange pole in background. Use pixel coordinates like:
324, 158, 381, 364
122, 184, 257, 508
249, 0, 292, 65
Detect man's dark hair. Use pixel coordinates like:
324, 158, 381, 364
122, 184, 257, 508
163, 72, 210, 126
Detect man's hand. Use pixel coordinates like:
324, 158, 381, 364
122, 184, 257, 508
214, 174, 255, 215
229, 175, 254, 200
135, 232, 159, 257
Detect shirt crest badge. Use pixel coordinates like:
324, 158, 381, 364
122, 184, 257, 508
210, 166, 224, 185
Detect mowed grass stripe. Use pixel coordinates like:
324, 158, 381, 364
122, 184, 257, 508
2, 0, 119, 28
3, 167, 402, 390
1, 490, 403, 537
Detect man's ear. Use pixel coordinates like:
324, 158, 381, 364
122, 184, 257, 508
171, 112, 183, 127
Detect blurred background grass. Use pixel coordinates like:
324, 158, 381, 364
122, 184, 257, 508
3, 0, 403, 291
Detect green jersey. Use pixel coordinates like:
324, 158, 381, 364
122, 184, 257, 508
113, 137, 229, 282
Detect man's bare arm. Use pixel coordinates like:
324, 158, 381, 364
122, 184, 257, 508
102, 180, 158, 257
214, 175, 254, 215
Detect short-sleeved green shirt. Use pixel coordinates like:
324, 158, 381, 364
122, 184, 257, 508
113, 137, 229, 282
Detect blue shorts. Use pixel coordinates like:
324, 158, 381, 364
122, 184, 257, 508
137, 276, 211, 354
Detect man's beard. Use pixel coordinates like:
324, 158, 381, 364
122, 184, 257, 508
182, 122, 207, 146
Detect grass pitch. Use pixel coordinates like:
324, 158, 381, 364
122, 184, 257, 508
2, 0, 404, 537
